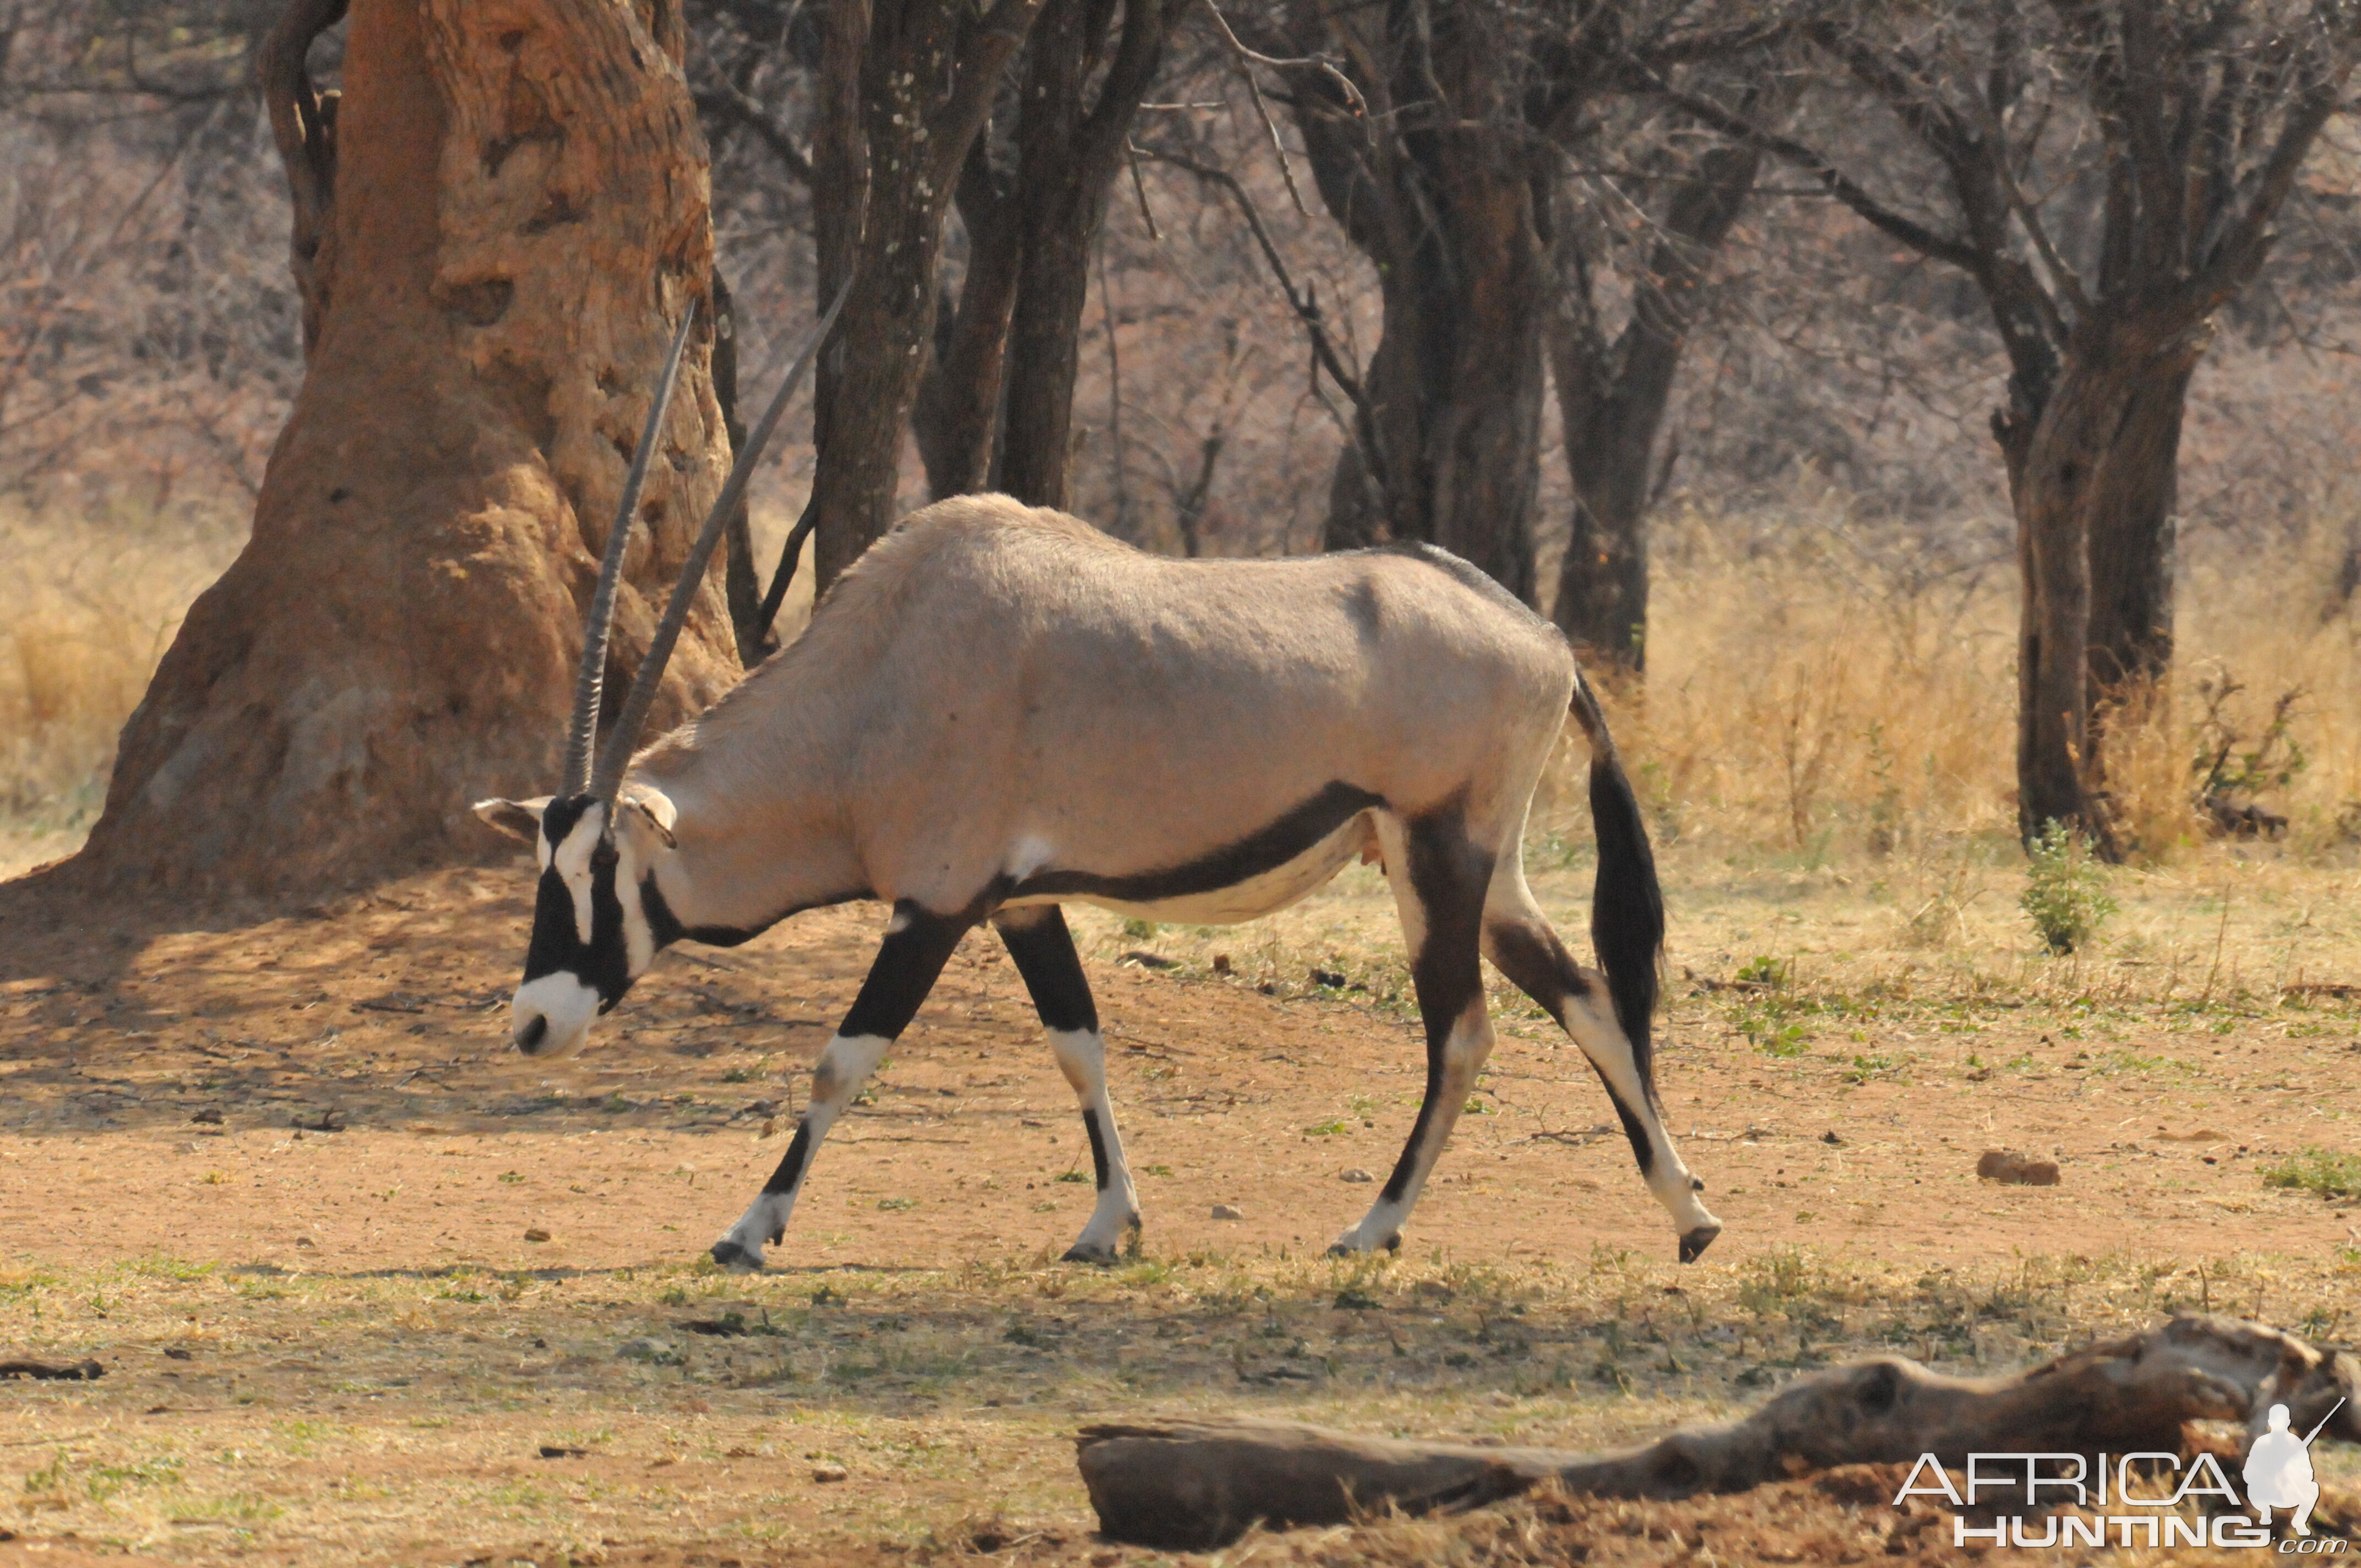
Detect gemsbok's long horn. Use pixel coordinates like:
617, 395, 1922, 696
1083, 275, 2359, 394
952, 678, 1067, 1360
587, 279, 852, 809
562, 304, 701, 797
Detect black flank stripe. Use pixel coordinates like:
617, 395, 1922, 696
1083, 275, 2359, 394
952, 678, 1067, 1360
1016, 782, 1382, 906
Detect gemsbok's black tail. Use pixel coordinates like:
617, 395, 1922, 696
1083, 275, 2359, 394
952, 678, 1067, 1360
1569, 669, 1665, 1078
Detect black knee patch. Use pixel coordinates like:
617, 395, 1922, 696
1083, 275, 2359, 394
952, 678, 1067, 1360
1484, 919, 1591, 1026
838, 902, 969, 1041
1379, 1115, 1433, 1206
994, 907, 1100, 1035
1595, 1075, 1655, 1178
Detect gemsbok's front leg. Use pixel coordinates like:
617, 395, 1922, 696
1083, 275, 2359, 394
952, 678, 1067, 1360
992, 905, 1141, 1262
1330, 810, 1495, 1255
711, 903, 970, 1271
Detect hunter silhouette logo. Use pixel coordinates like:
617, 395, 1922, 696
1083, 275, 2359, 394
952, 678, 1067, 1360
2247, 1400, 2343, 1537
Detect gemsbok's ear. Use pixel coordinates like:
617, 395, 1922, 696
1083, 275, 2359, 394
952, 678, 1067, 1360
621, 803, 676, 850
622, 789, 677, 849
472, 797, 551, 842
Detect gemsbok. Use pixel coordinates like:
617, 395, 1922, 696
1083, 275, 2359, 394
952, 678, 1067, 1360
476, 292, 1723, 1270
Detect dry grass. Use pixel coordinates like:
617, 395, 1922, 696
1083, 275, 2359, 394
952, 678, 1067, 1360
1555, 498, 2361, 869
0, 508, 240, 875
7, 483, 2359, 890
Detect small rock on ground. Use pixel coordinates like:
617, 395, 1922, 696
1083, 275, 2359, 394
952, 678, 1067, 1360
1977, 1149, 2060, 1185
1211, 1204, 1244, 1220
812, 1461, 849, 1483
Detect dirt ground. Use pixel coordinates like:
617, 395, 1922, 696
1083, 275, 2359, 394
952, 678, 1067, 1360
1, 848, 2357, 1564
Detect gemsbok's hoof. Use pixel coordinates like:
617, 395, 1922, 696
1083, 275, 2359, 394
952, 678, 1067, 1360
1059, 1242, 1119, 1265
710, 1239, 764, 1273
1325, 1231, 1401, 1257
1677, 1223, 1723, 1264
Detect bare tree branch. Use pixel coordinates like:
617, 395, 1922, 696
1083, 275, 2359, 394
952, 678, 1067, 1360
694, 80, 814, 186
1626, 60, 1985, 271
1130, 140, 1383, 488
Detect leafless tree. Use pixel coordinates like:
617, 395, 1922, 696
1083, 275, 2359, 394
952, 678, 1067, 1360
799, 0, 1048, 592
1651, 0, 2361, 850
1263, 0, 1581, 601
1549, 80, 1764, 672
913, 0, 1183, 510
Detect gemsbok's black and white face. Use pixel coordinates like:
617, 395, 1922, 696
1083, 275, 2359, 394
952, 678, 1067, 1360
474, 794, 677, 1058
467, 287, 841, 1065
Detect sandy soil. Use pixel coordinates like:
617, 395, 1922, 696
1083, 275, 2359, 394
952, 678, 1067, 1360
0, 858, 2356, 1564
1, 864, 2354, 1273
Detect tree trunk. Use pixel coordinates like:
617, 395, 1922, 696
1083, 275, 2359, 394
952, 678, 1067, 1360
807, 0, 1045, 594
2013, 355, 2118, 852
1292, 2, 1549, 602
68, 0, 737, 897
2085, 351, 2197, 696
711, 271, 772, 666
912, 140, 1022, 501
918, 0, 1171, 511
807, 107, 956, 591
2009, 318, 2202, 853
1550, 142, 1758, 674
1076, 1315, 2361, 1549
1339, 157, 1547, 601
993, 0, 1101, 510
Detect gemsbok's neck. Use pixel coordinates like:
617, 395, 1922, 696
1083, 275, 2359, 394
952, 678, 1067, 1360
627, 684, 869, 944
633, 775, 866, 944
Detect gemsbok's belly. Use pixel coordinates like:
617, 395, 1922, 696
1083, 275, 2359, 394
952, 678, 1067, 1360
1004, 809, 1380, 927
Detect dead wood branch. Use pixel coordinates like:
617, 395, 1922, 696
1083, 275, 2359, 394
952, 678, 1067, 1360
0, 1358, 104, 1380
1076, 1314, 2361, 1549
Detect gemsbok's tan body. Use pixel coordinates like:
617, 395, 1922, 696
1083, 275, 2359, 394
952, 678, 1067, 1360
476, 298, 1722, 1271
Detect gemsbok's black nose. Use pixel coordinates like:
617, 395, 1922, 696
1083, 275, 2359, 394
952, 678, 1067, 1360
515, 1014, 550, 1053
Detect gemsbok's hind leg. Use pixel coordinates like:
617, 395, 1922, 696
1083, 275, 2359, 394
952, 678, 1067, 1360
1480, 869, 1722, 1261
711, 901, 970, 1271
1330, 809, 1496, 1255
992, 905, 1141, 1263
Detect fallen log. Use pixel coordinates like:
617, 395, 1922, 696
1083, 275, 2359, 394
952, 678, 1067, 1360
0, 1359, 104, 1381
1076, 1314, 2361, 1549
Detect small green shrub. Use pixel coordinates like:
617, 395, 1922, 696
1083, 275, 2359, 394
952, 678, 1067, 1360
2020, 820, 2117, 954
2260, 1147, 2361, 1199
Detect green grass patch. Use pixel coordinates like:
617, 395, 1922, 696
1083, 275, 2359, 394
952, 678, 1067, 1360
2261, 1147, 2361, 1199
